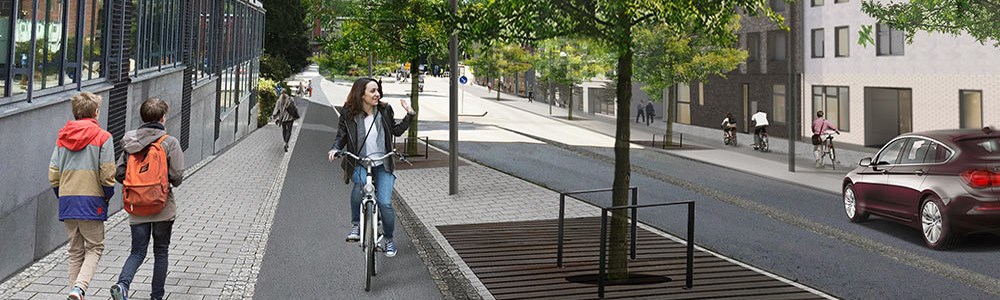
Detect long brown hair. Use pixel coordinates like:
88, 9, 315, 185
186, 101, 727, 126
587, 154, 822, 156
343, 78, 383, 119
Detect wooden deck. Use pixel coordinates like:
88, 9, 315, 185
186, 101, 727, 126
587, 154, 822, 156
438, 217, 829, 299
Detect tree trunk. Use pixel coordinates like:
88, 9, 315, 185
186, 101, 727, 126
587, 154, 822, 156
407, 57, 420, 155
666, 84, 676, 146
609, 49, 633, 283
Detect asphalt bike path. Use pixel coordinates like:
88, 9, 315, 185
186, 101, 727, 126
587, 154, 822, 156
253, 78, 441, 299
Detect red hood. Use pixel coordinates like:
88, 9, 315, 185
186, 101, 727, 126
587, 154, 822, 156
57, 118, 110, 151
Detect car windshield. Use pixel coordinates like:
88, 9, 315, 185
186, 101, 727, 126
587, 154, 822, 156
958, 138, 1000, 158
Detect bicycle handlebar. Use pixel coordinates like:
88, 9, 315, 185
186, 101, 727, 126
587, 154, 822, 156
334, 150, 411, 166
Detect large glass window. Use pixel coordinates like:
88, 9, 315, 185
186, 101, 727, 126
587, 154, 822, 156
960, 90, 982, 129
876, 24, 904, 56
811, 28, 824, 58
33, 0, 63, 91
813, 85, 850, 131
835, 26, 849, 57
1, 1, 13, 96
13, 0, 36, 97
131, 0, 180, 75
676, 83, 691, 124
746, 33, 759, 63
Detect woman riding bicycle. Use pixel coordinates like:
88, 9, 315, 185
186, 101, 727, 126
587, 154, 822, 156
328, 78, 416, 257
721, 112, 737, 143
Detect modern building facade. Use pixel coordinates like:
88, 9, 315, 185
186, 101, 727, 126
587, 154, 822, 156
0, 0, 264, 280
685, 0, 1000, 148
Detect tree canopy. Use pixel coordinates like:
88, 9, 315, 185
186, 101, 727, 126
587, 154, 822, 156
859, 0, 1000, 47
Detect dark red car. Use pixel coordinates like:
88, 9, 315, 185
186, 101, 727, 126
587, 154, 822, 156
842, 127, 1000, 249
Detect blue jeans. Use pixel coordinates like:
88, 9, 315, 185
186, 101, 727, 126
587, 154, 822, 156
117, 221, 173, 299
351, 165, 396, 239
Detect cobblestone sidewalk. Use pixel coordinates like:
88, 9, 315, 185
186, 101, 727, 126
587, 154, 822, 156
0, 122, 299, 300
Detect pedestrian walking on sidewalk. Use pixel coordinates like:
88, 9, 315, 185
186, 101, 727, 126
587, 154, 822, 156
636, 100, 646, 123
645, 101, 655, 126
308, 80, 313, 97
328, 78, 416, 258
48, 92, 117, 300
111, 98, 185, 300
271, 89, 300, 152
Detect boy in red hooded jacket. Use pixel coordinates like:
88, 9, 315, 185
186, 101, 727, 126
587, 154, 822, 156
48, 91, 116, 300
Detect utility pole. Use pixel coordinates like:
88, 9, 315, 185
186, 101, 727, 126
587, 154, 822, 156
449, 0, 459, 195
787, 0, 797, 172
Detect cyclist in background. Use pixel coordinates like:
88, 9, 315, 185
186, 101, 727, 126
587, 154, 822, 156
721, 113, 737, 143
812, 111, 840, 168
328, 78, 416, 257
750, 109, 769, 149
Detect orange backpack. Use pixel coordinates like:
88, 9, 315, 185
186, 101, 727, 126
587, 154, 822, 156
123, 135, 170, 216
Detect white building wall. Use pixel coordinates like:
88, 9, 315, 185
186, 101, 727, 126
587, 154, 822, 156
801, 0, 1000, 146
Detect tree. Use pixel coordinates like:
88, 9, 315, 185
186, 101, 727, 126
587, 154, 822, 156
858, 0, 1000, 48
309, 0, 450, 155
459, 0, 781, 282
634, 22, 748, 146
264, 0, 311, 78
467, 43, 534, 101
535, 37, 612, 120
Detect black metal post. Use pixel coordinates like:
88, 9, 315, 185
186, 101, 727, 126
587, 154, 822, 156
557, 194, 565, 268
448, 0, 458, 195
629, 187, 637, 260
686, 202, 695, 289
423, 136, 429, 159
598, 210, 608, 299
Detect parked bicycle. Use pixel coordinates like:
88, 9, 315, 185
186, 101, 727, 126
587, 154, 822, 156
818, 130, 839, 169
331, 150, 409, 291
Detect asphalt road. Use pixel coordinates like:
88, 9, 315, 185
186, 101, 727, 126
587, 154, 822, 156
253, 85, 441, 299
421, 119, 1000, 299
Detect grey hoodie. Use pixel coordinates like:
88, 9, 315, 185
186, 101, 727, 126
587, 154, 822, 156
115, 123, 185, 225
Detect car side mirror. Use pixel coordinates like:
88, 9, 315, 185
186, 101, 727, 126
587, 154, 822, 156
859, 157, 872, 167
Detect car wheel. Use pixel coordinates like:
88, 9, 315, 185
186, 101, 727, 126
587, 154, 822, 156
920, 195, 953, 250
844, 183, 869, 222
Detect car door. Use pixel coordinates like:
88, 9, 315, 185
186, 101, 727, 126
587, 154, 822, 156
883, 138, 933, 220
856, 138, 907, 215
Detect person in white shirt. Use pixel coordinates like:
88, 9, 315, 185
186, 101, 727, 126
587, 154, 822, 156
750, 109, 769, 149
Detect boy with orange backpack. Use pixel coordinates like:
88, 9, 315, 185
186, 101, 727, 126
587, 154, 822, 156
110, 98, 184, 300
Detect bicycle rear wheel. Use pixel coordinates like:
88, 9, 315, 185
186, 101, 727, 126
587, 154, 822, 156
363, 202, 376, 291
761, 135, 769, 152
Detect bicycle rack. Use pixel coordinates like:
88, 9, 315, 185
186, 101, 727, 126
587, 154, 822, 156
558, 187, 696, 299
400, 136, 429, 159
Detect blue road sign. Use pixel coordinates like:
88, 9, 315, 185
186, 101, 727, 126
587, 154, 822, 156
459, 76, 468, 85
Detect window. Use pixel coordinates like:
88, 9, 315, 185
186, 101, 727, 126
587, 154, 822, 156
813, 86, 850, 131
770, 0, 786, 12
768, 31, 786, 61
876, 24, 904, 56
132, 0, 181, 75
924, 142, 952, 163
835, 0, 849, 3
773, 85, 786, 123
835, 26, 849, 57
747, 34, 760, 63
812, 0, 824, 6
876, 138, 906, 165
901, 139, 931, 164
960, 90, 982, 129
676, 83, 691, 124
812, 28, 824, 58
698, 82, 704, 106
3, 0, 106, 103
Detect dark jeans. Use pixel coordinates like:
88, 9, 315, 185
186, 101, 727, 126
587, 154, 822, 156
117, 221, 174, 299
350, 165, 396, 239
281, 121, 293, 144
636, 110, 645, 123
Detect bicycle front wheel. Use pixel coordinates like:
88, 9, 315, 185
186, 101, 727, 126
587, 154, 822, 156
363, 202, 376, 291
829, 146, 837, 170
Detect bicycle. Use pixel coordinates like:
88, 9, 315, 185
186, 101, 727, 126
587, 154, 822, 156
753, 127, 769, 152
723, 126, 738, 147
817, 130, 839, 169
331, 150, 409, 291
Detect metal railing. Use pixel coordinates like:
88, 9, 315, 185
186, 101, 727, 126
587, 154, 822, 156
399, 136, 429, 159
558, 187, 638, 268
598, 201, 695, 298
557, 187, 696, 299
651, 133, 683, 149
